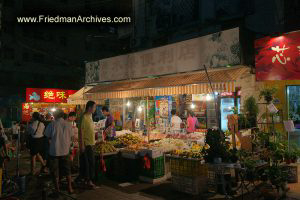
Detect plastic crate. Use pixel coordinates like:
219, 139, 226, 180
118, 157, 141, 182
139, 149, 163, 159
95, 156, 113, 182
165, 156, 171, 179
172, 174, 208, 195
169, 156, 208, 177
140, 156, 165, 179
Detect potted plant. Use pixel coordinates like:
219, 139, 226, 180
238, 114, 249, 130
284, 151, 292, 164
259, 87, 278, 104
291, 150, 299, 163
261, 166, 287, 200
229, 148, 238, 163
244, 96, 258, 128
244, 159, 256, 181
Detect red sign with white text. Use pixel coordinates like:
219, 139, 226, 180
22, 103, 32, 122
26, 88, 77, 103
255, 31, 300, 81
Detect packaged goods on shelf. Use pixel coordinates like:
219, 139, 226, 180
153, 138, 189, 153
115, 129, 133, 137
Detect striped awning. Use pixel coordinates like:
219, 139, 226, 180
85, 66, 250, 100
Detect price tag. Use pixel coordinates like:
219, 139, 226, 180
284, 120, 295, 132
267, 103, 278, 114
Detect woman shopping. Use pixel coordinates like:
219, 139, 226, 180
27, 112, 47, 175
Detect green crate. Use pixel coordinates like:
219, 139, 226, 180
95, 156, 113, 182
141, 156, 165, 179
123, 157, 141, 181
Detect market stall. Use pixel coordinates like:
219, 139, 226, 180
22, 88, 77, 122
81, 67, 249, 183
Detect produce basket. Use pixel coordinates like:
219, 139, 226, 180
140, 156, 165, 179
172, 174, 208, 195
168, 155, 208, 177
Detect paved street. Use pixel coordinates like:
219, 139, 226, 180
4, 151, 300, 200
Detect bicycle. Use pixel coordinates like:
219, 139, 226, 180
0, 159, 21, 199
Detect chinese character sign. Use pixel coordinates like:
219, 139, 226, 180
26, 88, 77, 103
255, 31, 300, 81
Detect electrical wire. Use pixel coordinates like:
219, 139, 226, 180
203, 64, 219, 127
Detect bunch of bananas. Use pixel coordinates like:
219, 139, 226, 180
171, 144, 204, 159
94, 142, 117, 154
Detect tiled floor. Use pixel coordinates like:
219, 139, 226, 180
287, 164, 300, 199
76, 186, 157, 200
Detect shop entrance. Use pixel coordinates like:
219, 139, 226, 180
287, 85, 300, 147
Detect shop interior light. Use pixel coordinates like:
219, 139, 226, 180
51, 108, 56, 112
126, 101, 131, 107
214, 92, 219, 96
191, 103, 196, 109
206, 94, 212, 101
138, 106, 143, 112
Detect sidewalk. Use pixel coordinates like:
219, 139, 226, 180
6, 151, 300, 200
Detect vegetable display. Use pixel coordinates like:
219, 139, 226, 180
115, 134, 142, 146
94, 142, 117, 154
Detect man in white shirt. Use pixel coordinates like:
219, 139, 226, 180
45, 109, 74, 194
171, 110, 182, 134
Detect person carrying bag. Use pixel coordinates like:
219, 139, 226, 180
28, 112, 47, 175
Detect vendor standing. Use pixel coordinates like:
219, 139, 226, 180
102, 106, 115, 141
186, 111, 196, 133
170, 110, 182, 134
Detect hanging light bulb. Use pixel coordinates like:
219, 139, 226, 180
126, 101, 131, 107
51, 108, 56, 112
206, 94, 212, 101
191, 103, 196, 109
138, 106, 142, 112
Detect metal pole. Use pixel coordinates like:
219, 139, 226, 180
16, 128, 20, 177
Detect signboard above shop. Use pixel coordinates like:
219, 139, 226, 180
85, 28, 240, 84
255, 30, 300, 81
26, 88, 77, 103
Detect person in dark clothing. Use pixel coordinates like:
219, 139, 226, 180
28, 112, 47, 175
0, 131, 9, 168
102, 106, 115, 141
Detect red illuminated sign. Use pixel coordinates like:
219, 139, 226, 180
22, 103, 32, 122
255, 31, 300, 81
26, 88, 77, 103
221, 91, 241, 97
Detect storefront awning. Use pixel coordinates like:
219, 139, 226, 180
85, 66, 250, 100
68, 86, 93, 105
